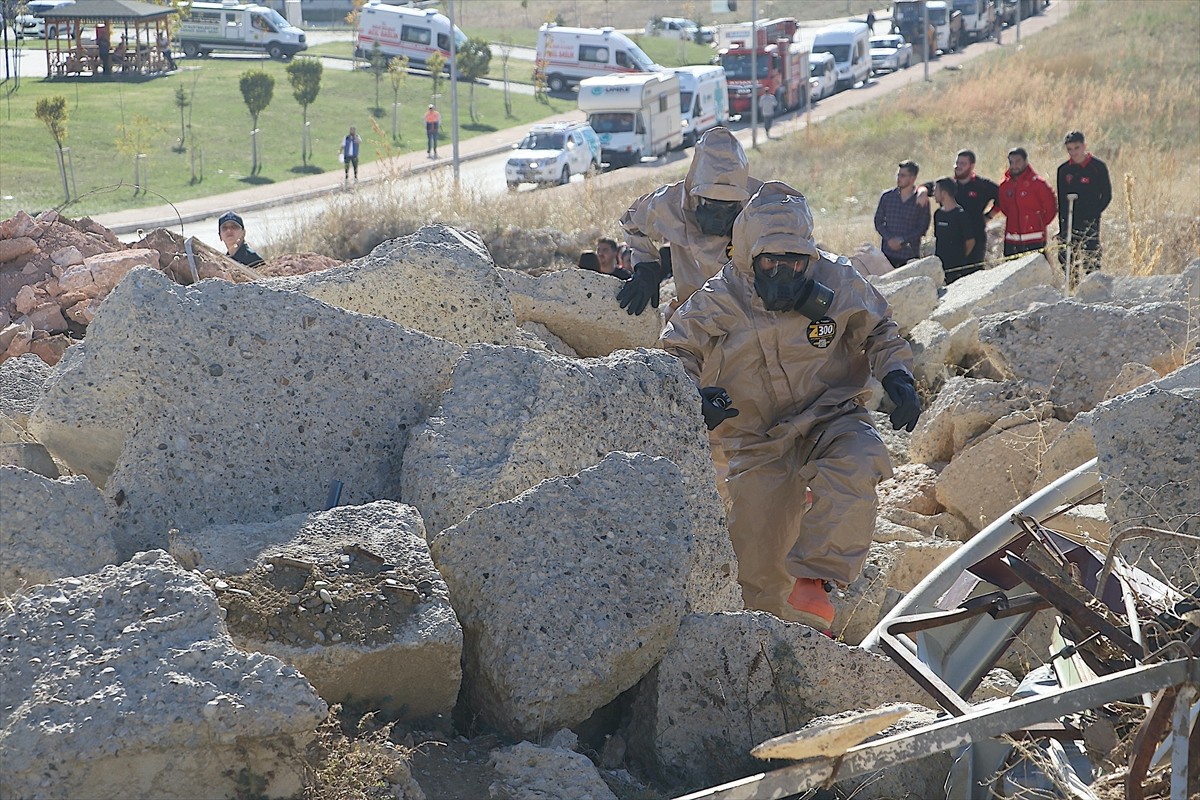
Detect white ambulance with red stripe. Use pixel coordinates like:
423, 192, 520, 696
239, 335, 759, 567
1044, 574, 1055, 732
534, 24, 659, 93
355, 3, 465, 68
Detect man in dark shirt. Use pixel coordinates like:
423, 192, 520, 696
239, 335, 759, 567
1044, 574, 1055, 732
1056, 130, 1112, 275
873, 160, 930, 268
932, 177, 977, 282
951, 149, 999, 266
217, 211, 265, 268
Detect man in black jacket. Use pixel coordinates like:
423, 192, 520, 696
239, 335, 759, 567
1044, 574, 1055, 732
951, 149, 999, 267
1056, 131, 1112, 275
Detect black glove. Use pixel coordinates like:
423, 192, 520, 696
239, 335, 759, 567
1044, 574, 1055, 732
616, 261, 663, 316
881, 370, 921, 433
700, 386, 739, 431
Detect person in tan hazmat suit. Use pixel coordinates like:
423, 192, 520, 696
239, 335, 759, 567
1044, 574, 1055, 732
617, 127, 762, 316
661, 181, 922, 630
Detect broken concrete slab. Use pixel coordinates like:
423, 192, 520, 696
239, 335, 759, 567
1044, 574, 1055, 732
0, 550, 327, 800
430, 452, 693, 741
0, 416, 59, 477
0, 352, 52, 428
0, 465, 116, 594
930, 253, 1056, 330
499, 267, 661, 357
402, 344, 740, 614
908, 376, 1053, 465
488, 741, 618, 800
170, 501, 461, 724
868, 254, 945, 290
1074, 260, 1200, 308
907, 318, 951, 388
626, 611, 928, 791
874, 275, 939, 337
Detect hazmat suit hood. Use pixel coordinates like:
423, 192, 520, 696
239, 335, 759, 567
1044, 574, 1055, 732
730, 181, 819, 273
684, 127, 752, 204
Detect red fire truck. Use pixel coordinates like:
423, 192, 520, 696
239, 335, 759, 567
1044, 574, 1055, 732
716, 17, 810, 117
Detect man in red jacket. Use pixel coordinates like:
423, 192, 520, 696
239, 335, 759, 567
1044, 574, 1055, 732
994, 147, 1058, 257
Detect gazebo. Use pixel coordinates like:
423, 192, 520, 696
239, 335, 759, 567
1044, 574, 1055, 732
40, 0, 177, 78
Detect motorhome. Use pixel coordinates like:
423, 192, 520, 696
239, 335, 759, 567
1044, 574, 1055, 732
178, 2, 306, 60
535, 24, 658, 92
577, 72, 683, 168
355, 3, 467, 68
810, 22, 871, 91
672, 65, 729, 146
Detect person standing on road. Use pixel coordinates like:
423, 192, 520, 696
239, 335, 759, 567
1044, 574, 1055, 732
873, 160, 930, 268
866, 9, 876, 34
995, 147, 1057, 257
1056, 130, 1111, 275
660, 181, 920, 631
951, 149, 999, 266
218, 211, 265, 268
757, 91, 778, 137
341, 126, 362, 182
932, 177, 977, 282
425, 105, 441, 158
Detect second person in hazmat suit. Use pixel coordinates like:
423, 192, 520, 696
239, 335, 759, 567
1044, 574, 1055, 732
617, 127, 763, 316
661, 182, 922, 631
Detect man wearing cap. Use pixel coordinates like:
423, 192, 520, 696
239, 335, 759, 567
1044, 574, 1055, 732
661, 181, 920, 631
218, 211, 265, 268
425, 105, 441, 158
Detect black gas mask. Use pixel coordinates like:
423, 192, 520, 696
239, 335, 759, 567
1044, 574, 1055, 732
693, 198, 743, 238
752, 254, 834, 319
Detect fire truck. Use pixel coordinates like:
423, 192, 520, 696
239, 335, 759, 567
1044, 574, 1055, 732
716, 17, 809, 118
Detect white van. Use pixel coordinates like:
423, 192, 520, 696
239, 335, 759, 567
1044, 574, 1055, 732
535, 24, 659, 93
355, 3, 467, 68
15, 0, 75, 39
179, 2, 306, 60
810, 22, 871, 91
673, 65, 729, 147
578, 72, 683, 168
808, 51, 837, 101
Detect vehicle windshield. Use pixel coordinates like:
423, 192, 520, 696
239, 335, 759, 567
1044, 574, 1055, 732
720, 53, 769, 79
928, 8, 947, 24
259, 9, 289, 29
626, 41, 656, 71
812, 43, 850, 63
893, 4, 921, 23
453, 25, 467, 48
871, 37, 901, 48
680, 91, 695, 114
519, 132, 566, 150
588, 113, 634, 133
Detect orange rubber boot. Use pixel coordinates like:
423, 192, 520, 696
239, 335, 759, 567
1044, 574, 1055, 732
787, 578, 835, 633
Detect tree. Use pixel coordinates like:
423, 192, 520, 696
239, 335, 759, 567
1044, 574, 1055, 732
426, 51, 446, 104
286, 56, 323, 165
35, 96, 70, 204
387, 55, 409, 141
173, 86, 190, 152
239, 69, 274, 175
455, 37, 491, 124
368, 41, 388, 114
116, 113, 161, 195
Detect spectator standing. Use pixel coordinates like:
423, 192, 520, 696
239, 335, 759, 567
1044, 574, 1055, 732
157, 29, 175, 71
951, 149, 999, 265
217, 211, 265, 268
1056, 130, 1111, 274
873, 160, 930, 268
425, 105, 441, 157
932, 177, 977, 282
340, 126, 362, 182
757, 91, 778, 136
995, 147, 1057, 257
866, 9, 876, 33
97, 24, 111, 74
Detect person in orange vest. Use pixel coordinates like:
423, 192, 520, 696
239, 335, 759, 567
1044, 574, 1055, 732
425, 104, 441, 158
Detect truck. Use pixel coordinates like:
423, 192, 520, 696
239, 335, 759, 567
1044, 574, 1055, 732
890, 1, 937, 60
673, 64, 729, 146
535, 24, 659, 93
953, 0, 997, 43
178, 1, 306, 60
354, 3, 467, 68
716, 17, 808, 118
577, 72, 683, 169
999, 0, 1041, 26
926, 0, 964, 53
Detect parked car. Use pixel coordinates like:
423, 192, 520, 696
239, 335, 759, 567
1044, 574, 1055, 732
869, 34, 912, 73
645, 16, 714, 43
14, 0, 75, 39
505, 122, 602, 190
808, 51, 838, 100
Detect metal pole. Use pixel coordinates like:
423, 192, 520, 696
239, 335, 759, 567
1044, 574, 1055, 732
1065, 193, 1077, 294
1016, 1, 1022, 43
922, 1, 930, 81
448, 0, 460, 185
750, 0, 757, 149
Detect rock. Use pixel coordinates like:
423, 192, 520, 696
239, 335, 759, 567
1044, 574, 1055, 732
626, 611, 928, 791
1092, 386, 1200, 585
1154, 357, 1200, 392
253, 252, 342, 279
519, 321, 578, 357
27, 332, 73, 366
945, 316, 984, 372
132, 228, 243, 285
488, 742, 618, 800
881, 507, 972, 541
58, 248, 160, 298
977, 299, 1195, 416
935, 418, 1066, 531
0, 551, 328, 799
908, 319, 951, 388
1, 319, 33, 361
1033, 411, 1097, 490
1104, 362, 1160, 399
909, 377, 1053, 465
499, 267, 661, 357
50, 245, 85, 267
970, 283, 1063, 320
869, 254, 945, 289
0, 351, 52, 427
1073, 261, 1200, 308
268, 224, 526, 347
402, 345, 740, 614
0, 465, 117, 594
930, 253, 1056, 330
30, 267, 461, 557
875, 275, 939, 336
877, 462, 941, 516
64, 297, 102, 326
171, 501, 461, 723
0, 236, 37, 264
1048, 503, 1111, 543
0, 417, 60, 478
431, 452, 693, 740
26, 301, 69, 333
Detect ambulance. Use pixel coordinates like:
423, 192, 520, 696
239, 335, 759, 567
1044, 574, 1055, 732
672, 65, 729, 147
577, 72, 683, 169
178, 2, 307, 60
355, 3, 467, 68
535, 24, 659, 92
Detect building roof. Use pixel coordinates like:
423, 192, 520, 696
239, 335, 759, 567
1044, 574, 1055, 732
42, 0, 177, 21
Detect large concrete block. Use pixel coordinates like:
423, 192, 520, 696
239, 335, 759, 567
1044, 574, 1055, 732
0, 415, 59, 477
869, 254, 945, 289
170, 501, 461, 724
488, 742, 618, 800
0, 551, 327, 799
402, 345, 740, 614
430, 452, 693, 741
930, 253, 1055, 330
500, 267, 662, 357
29, 267, 461, 556
0, 465, 117, 594
626, 611, 927, 791
907, 319, 951, 388
876, 275, 939, 336
909, 376, 1053, 465
977, 299, 1194, 416
0, 351, 51, 428
1074, 260, 1200, 308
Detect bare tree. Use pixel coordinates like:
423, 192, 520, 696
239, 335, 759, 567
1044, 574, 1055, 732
35, 95, 70, 204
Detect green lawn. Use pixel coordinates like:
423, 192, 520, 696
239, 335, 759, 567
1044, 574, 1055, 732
1, 56, 577, 217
